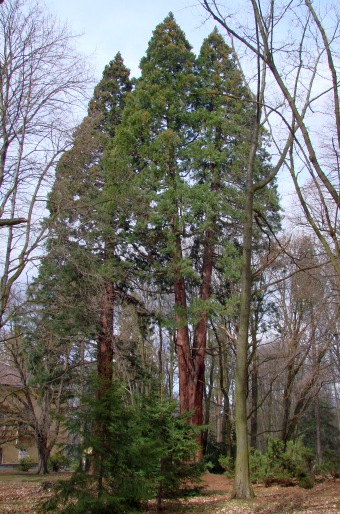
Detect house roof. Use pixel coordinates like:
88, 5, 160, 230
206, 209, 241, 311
0, 362, 21, 387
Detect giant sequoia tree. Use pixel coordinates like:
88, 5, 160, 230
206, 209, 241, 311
2, 6, 338, 507
38, 54, 134, 483
106, 14, 279, 455
47, 53, 132, 394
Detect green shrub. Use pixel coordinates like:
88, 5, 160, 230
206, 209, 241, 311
248, 437, 315, 488
41, 384, 202, 513
297, 472, 314, 489
70, 459, 81, 472
318, 449, 340, 478
249, 448, 268, 483
218, 455, 234, 478
18, 456, 34, 472
285, 438, 314, 475
42, 473, 131, 514
48, 453, 70, 472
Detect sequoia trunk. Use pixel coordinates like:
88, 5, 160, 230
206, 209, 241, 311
97, 281, 115, 390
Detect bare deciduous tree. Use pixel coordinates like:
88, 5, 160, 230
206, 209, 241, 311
199, 0, 340, 498
0, 0, 90, 330
200, 0, 340, 276
0, 324, 71, 474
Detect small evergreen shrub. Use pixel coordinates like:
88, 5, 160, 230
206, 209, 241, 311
285, 438, 314, 476
18, 456, 34, 472
320, 449, 340, 478
248, 437, 315, 488
249, 448, 268, 483
297, 472, 314, 489
218, 455, 234, 478
41, 384, 202, 513
48, 453, 70, 472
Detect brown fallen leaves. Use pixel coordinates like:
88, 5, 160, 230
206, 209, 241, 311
146, 474, 340, 513
0, 472, 339, 513
0, 482, 49, 513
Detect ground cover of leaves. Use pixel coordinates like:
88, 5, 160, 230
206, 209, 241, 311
0, 471, 338, 513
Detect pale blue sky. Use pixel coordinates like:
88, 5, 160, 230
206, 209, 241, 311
45, 0, 215, 80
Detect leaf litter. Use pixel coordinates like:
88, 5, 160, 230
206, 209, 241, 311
0, 472, 339, 513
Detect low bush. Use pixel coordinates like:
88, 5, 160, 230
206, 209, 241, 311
314, 449, 340, 478
297, 472, 314, 489
248, 437, 315, 488
249, 448, 268, 483
48, 453, 70, 472
219, 437, 315, 488
18, 456, 34, 472
218, 455, 234, 478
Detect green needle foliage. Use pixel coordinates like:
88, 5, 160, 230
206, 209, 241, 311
29, 11, 281, 503
248, 437, 315, 488
105, 16, 279, 316
104, 14, 280, 433
41, 381, 202, 514
46, 52, 133, 341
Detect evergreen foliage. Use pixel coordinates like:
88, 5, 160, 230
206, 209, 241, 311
41, 382, 201, 513
18, 456, 34, 472
48, 453, 70, 472
105, 14, 280, 434
220, 437, 316, 489
46, 51, 133, 334
248, 438, 314, 488
106, 19, 279, 306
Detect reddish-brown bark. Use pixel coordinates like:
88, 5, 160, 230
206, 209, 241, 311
97, 281, 115, 392
172, 223, 191, 412
95, 279, 115, 495
174, 168, 218, 456
175, 231, 214, 456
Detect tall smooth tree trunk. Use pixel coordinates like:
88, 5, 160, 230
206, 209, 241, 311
231, 177, 255, 499
231, 108, 260, 498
